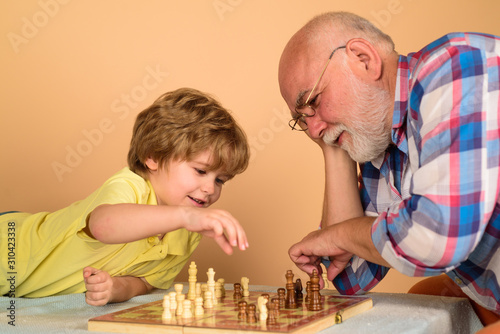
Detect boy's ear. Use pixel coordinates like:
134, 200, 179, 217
145, 158, 159, 171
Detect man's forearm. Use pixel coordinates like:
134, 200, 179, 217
332, 216, 391, 268
322, 147, 364, 227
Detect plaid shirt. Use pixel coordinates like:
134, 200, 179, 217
332, 32, 500, 313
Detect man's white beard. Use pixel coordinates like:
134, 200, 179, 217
323, 66, 393, 163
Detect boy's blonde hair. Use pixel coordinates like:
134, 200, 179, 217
128, 88, 249, 179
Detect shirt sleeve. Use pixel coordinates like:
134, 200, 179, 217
330, 173, 390, 294
371, 43, 498, 277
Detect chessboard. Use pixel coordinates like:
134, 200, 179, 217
88, 289, 372, 333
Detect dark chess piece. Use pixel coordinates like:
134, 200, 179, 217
233, 283, 242, 300
305, 281, 311, 303
238, 300, 247, 321
247, 304, 257, 323
295, 278, 303, 302
285, 270, 297, 309
277, 288, 286, 308
308, 269, 323, 311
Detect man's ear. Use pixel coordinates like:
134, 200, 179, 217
145, 157, 159, 171
345, 38, 383, 81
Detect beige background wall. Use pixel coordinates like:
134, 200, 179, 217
1, 0, 499, 292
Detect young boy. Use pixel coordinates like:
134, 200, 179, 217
0, 88, 250, 306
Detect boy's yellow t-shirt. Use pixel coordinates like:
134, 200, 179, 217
0, 168, 201, 297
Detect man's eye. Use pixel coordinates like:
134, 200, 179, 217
309, 94, 319, 106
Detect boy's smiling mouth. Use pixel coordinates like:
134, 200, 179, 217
188, 195, 206, 206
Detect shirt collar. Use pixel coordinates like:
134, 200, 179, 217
370, 55, 411, 169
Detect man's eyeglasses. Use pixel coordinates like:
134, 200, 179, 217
288, 45, 346, 131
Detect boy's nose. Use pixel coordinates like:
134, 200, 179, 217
201, 180, 215, 194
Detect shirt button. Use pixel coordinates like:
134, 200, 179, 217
454, 277, 463, 285
147, 237, 155, 244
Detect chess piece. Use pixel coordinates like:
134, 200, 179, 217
247, 304, 257, 323
241, 277, 250, 297
233, 283, 242, 299
271, 298, 280, 317
194, 297, 204, 316
308, 270, 323, 311
193, 297, 204, 316
217, 278, 226, 297
204, 290, 213, 309
277, 288, 286, 308
305, 281, 311, 304
201, 284, 208, 300
321, 268, 329, 289
285, 270, 297, 309
168, 291, 177, 312
182, 299, 193, 319
195, 282, 202, 299
207, 268, 216, 305
188, 261, 197, 300
295, 278, 303, 302
176, 294, 185, 316
162, 295, 172, 319
174, 283, 183, 299
238, 300, 248, 321
258, 296, 268, 321
267, 299, 277, 325
215, 281, 222, 299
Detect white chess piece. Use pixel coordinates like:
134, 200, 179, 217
162, 296, 172, 319
188, 261, 197, 300
194, 297, 204, 316
182, 299, 193, 319
258, 296, 268, 321
204, 290, 213, 309
168, 292, 177, 312
241, 277, 250, 297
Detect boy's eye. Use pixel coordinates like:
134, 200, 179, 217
215, 178, 226, 185
195, 168, 206, 175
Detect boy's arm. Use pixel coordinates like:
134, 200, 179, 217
84, 266, 154, 306
84, 203, 247, 254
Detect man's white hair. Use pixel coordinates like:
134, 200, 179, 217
301, 12, 395, 54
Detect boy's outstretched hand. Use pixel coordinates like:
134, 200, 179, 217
182, 207, 249, 255
83, 267, 113, 306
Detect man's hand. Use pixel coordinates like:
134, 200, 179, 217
288, 225, 353, 287
83, 267, 113, 306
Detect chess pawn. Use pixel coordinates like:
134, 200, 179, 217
215, 281, 222, 299
168, 292, 177, 313
233, 283, 242, 300
295, 278, 303, 302
271, 298, 280, 317
204, 290, 214, 309
174, 283, 183, 297
217, 278, 226, 297
176, 294, 185, 316
305, 281, 311, 304
182, 300, 193, 319
238, 300, 248, 321
241, 277, 250, 297
195, 283, 202, 299
267, 299, 277, 325
247, 304, 257, 323
201, 284, 208, 300
162, 296, 172, 319
277, 288, 286, 308
194, 297, 204, 317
